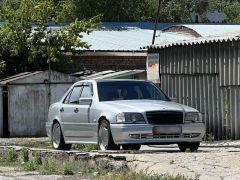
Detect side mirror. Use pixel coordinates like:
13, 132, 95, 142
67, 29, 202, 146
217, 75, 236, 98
170, 97, 178, 103
79, 97, 93, 105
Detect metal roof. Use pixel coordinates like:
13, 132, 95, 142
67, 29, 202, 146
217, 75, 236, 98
82, 70, 145, 80
163, 24, 240, 37
0, 71, 42, 84
82, 30, 192, 51
146, 31, 240, 50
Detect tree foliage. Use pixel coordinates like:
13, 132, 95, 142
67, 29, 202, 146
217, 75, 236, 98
0, 0, 99, 77
207, 0, 240, 23
74, 0, 156, 22
159, 0, 195, 22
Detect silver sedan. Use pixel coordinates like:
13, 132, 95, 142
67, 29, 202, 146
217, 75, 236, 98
46, 79, 205, 151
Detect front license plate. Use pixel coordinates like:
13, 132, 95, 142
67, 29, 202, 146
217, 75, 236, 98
152, 126, 182, 134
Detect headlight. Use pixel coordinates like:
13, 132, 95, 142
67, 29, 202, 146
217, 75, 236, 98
116, 112, 146, 124
185, 112, 202, 122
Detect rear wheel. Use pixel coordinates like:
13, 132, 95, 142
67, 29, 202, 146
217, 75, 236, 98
98, 120, 120, 150
52, 122, 72, 150
122, 144, 141, 151
178, 142, 200, 152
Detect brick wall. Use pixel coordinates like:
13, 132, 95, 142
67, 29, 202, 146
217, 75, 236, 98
73, 54, 147, 71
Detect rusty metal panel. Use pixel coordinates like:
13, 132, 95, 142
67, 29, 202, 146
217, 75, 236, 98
0, 86, 2, 137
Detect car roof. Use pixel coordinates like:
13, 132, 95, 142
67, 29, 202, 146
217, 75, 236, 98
95, 79, 148, 82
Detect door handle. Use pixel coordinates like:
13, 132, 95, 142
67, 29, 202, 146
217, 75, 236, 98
60, 107, 64, 112
74, 108, 79, 113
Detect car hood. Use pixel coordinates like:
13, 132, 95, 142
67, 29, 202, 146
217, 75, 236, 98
100, 100, 198, 113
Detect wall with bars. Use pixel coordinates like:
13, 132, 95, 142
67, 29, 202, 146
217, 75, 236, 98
154, 39, 240, 140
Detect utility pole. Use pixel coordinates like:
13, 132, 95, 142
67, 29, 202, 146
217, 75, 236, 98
152, 0, 161, 45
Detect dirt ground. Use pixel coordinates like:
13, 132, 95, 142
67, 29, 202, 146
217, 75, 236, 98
1, 138, 240, 180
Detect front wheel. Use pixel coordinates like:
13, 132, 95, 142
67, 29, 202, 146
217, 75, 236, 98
122, 144, 141, 151
98, 120, 120, 150
52, 122, 72, 150
178, 142, 200, 152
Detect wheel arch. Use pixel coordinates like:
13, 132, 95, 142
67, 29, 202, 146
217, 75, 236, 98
98, 116, 109, 124
51, 119, 67, 142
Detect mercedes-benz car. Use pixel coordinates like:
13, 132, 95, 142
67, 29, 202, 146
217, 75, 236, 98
46, 79, 205, 152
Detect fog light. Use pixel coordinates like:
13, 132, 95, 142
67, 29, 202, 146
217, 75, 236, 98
129, 134, 140, 139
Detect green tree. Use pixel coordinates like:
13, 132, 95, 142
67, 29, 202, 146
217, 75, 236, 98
0, 0, 99, 77
207, 0, 240, 23
159, 0, 195, 22
74, 0, 156, 22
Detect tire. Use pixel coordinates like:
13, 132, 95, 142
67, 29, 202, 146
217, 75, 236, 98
98, 120, 120, 150
122, 144, 141, 151
52, 122, 72, 150
178, 142, 200, 152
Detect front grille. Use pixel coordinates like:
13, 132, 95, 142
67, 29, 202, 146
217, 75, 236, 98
146, 111, 183, 124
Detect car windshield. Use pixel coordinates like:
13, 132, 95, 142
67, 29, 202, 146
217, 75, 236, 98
97, 81, 170, 102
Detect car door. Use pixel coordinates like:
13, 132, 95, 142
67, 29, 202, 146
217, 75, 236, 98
77, 82, 96, 142
60, 85, 83, 140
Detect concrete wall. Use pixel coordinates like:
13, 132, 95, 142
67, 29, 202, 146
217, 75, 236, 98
8, 84, 71, 137
0, 86, 2, 137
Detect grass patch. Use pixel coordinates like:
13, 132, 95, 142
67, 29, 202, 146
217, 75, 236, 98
40, 161, 60, 175
0, 148, 198, 179
72, 144, 98, 151
23, 160, 39, 171
22, 140, 51, 149
83, 169, 199, 180
63, 163, 74, 175
0, 148, 19, 166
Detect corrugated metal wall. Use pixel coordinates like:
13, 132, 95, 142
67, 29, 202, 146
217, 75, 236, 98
8, 84, 71, 137
0, 86, 3, 137
157, 39, 240, 140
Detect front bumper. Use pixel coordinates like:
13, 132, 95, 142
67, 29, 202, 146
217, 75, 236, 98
110, 123, 205, 145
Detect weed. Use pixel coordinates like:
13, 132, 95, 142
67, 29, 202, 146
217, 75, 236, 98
23, 160, 38, 171
22, 141, 51, 149
63, 163, 74, 175
203, 133, 214, 142
40, 161, 60, 175
86, 170, 199, 180
32, 151, 42, 165
72, 144, 98, 151
20, 148, 29, 162
5, 148, 18, 163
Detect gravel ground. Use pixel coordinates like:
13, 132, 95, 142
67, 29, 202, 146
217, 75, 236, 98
1, 138, 240, 180
0, 166, 86, 180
